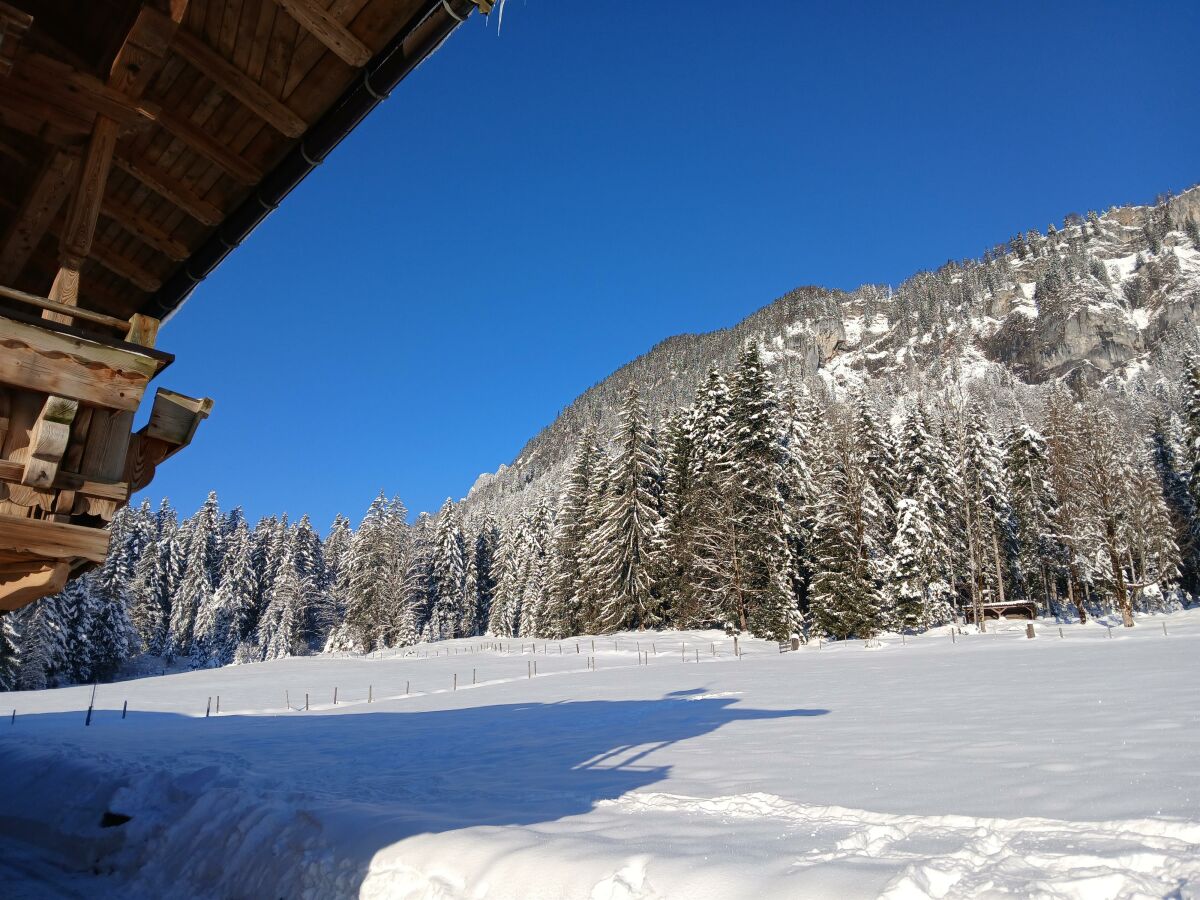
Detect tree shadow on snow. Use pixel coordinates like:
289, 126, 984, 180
1, 696, 828, 894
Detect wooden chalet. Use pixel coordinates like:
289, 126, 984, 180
0, 0, 488, 610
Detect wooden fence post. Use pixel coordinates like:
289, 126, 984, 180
205, 697, 211, 718
305, 693, 309, 711
334, 687, 338, 705
369, 685, 373, 703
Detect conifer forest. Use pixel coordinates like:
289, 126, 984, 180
3, 189, 1199, 691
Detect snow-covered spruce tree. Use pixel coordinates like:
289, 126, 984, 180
777, 384, 821, 622
653, 408, 699, 626
574, 447, 613, 633
1004, 423, 1066, 615
16, 586, 70, 689
545, 429, 603, 638
681, 367, 734, 628
517, 498, 555, 637
249, 514, 288, 638
721, 344, 797, 640
330, 493, 397, 652
394, 508, 429, 647
1044, 392, 1096, 621
1151, 417, 1199, 595
0, 611, 20, 690
425, 499, 467, 642
86, 503, 153, 680
166, 494, 222, 660
257, 548, 308, 660
807, 414, 886, 640
952, 404, 1019, 629
591, 387, 663, 632
889, 405, 954, 630
487, 515, 524, 637
192, 519, 254, 667
320, 513, 353, 633
1125, 439, 1181, 610
1073, 400, 1142, 626
464, 515, 500, 637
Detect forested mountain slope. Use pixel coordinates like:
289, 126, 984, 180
4, 186, 1199, 690
465, 187, 1200, 519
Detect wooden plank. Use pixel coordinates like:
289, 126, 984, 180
172, 27, 308, 137
271, 0, 371, 67
80, 409, 135, 482
124, 313, 160, 348
156, 106, 264, 184
0, 561, 71, 612
88, 240, 162, 293
100, 196, 192, 260
0, 513, 109, 563
112, 154, 225, 226
0, 458, 128, 502
21, 396, 77, 488
144, 387, 213, 446
0, 283, 130, 331
0, 314, 164, 411
0, 150, 77, 284
7, 52, 160, 129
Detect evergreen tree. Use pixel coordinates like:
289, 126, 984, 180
1004, 424, 1065, 614
545, 430, 602, 637
426, 499, 467, 641
592, 387, 663, 631
721, 344, 797, 639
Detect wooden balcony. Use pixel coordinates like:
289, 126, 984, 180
0, 295, 210, 610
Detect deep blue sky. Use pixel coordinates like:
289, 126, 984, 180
143, 0, 1199, 528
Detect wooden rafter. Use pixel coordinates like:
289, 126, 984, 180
171, 28, 308, 138
272, 0, 372, 67
0, 150, 77, 285
0, 2, 32, 77
100, 197, 191, 261
51, 3, 188, 320
112, 154, 224, 226
156, 107, 264, 185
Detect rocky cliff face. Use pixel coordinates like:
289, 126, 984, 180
463, 187, 1200, 519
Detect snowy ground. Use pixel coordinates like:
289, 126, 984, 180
2, 612, 1199, 899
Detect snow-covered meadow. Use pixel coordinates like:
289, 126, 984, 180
2, 612, 1199, 899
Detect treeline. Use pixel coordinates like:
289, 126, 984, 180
2, 344, 1197, 691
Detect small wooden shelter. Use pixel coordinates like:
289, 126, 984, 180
0, 0, 486, 609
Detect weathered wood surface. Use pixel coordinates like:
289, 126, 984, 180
21, 395, 78, 488
272, 0, 372, 67
0, 560, 70, 611
0, 314, 166, 411
0, 513, 110, 563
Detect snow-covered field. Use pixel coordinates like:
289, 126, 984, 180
2, 612, 1199, 899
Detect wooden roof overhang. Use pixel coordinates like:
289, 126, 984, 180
0, 0, 486, 332
0, 0, 488, 610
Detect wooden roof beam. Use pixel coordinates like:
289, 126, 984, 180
156, 108, 264, 185
112, 154, 224, 226
52, 3, 188, 322
0, 2, 32, 77
0, 150, 77, 286
100, 197, 191, 261
88, 241, 162, 293
171, 28, 308, 138
6, 52, 161, 130
271, 0, 372, 68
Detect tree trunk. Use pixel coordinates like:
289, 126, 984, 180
1105, 521, 1133, 627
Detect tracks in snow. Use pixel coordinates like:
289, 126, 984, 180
601, 791, 1200, 899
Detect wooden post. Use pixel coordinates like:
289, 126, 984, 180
472, 668, 476, 685
368, 685, 373, 703
333, 687, 338, 705
1025, 624, 1035, 639
205, 697, 211, 717
286, 690, 290, 710
951, 630, 956, 644
11, 709, 15, 724
453, 673, 457, 691
1163, 622, 1168, 636
695, 649, 699, 662
215, 696, 219, 715
1059, 627, 1063, 639
534, 661, 538, 676
305, 693, 309, 711
85, 682, 96, 726
405, 680, 409, 695
733, 636, 739, 657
